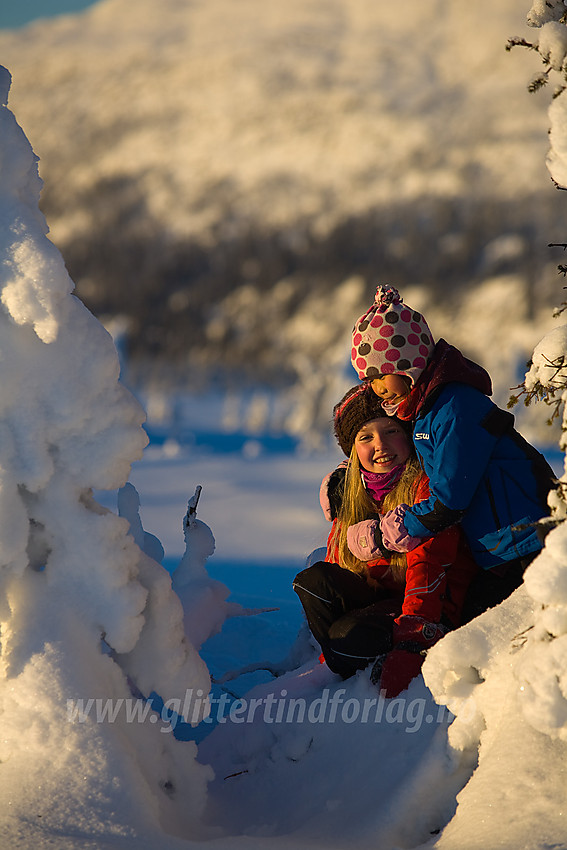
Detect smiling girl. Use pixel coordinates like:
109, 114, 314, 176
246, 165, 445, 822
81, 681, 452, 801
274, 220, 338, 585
293, 384, 477, 696
353, 417, 409, 474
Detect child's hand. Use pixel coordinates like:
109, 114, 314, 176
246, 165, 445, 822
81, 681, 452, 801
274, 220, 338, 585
374, 649, 424, 698
380, 505, 422, 552
346, 519, 389, 560
319, 472, 334, 521
392, 614, 447, 647
371, 616, 447, 697
319, 460, 348, 521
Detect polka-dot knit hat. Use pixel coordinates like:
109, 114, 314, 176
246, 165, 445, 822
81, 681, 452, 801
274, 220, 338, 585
351, 286, 435, 385
333, 383, 387, 457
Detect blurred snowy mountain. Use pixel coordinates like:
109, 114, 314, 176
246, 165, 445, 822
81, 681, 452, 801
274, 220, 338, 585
0, 0, 564, 439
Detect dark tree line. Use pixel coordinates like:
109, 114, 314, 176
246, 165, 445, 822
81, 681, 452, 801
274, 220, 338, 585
45, 181, 564, 388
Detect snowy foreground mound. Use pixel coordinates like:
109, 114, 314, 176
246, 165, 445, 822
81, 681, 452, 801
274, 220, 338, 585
3, 53, 567, 848
192, 578, 567, 850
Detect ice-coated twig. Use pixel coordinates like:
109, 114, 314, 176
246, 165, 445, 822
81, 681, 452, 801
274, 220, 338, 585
184, 485, 202, 529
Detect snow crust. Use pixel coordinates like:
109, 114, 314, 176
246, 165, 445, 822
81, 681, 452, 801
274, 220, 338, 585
536, 20, 567, 71
528, 0, 567, 28
527, 5, 567, 189
548, 92, 567, 188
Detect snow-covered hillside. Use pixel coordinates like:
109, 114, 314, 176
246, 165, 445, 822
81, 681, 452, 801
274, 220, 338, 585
0, 0, 563, 426
0, 0, 553, 236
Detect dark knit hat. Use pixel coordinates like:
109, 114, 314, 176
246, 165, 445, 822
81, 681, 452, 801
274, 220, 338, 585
351, 285, 435, 385
333, 384, 386, 457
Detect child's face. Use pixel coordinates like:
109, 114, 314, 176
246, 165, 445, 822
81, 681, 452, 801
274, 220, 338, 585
370, 374, 411, 405
355, 418, 411, 474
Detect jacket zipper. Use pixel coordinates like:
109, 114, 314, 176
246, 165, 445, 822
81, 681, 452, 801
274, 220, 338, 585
485, 478, 501, 530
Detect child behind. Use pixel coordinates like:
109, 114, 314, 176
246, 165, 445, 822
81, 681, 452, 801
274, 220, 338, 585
350, 286, 555, 619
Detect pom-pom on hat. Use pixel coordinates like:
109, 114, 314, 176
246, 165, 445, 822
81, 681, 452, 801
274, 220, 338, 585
333, 383, 386, 457
351, 286, 435, 385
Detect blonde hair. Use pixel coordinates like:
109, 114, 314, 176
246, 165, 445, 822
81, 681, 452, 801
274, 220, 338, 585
329, 441, 424, 583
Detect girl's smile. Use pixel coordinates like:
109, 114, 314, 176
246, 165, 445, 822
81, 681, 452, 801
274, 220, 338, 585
354, 418, 410, 474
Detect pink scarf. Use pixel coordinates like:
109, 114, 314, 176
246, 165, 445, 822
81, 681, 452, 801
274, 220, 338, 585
361, 464, 404, 504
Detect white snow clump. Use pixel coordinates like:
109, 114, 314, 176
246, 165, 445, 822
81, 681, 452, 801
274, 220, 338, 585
0, 66, 213, 845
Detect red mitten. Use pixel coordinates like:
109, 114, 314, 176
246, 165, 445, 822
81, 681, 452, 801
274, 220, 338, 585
392, 615, 447, 648
372, 616, 447, 697
377, 649, 425, 698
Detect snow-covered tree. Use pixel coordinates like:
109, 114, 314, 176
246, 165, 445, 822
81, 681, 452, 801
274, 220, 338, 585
0, 65, 213, 845
507, 2, 567, 515
507, 2, 567, 184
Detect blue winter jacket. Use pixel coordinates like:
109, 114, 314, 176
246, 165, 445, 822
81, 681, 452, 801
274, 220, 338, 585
398, 342, 554, 570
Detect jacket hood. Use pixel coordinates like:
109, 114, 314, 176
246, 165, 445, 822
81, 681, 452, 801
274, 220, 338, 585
396, 339, 492, 421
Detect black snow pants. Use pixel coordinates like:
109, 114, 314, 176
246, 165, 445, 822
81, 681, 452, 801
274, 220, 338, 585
460, 554, 536, 624
293, 561, 403, 679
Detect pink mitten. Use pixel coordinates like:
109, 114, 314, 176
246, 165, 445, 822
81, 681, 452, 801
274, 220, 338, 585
346, 519, 385, 561
380, 505, 422, 552
319, 473, 334, 521
319, 460, 349, 521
